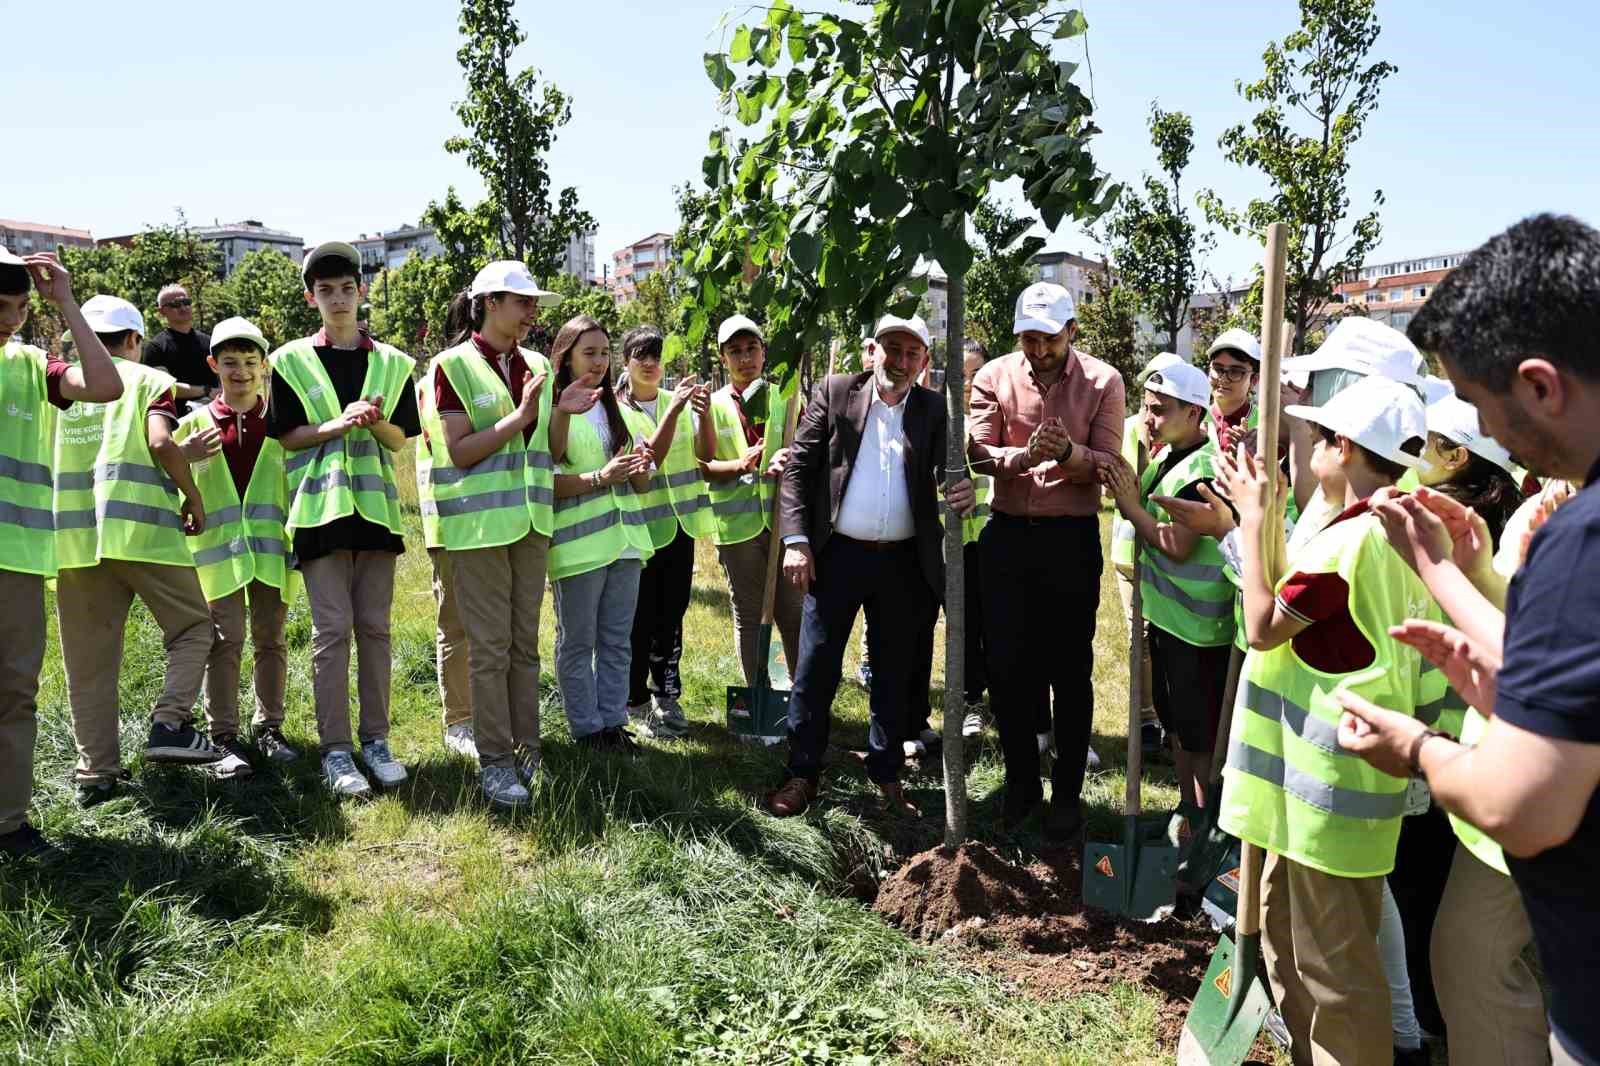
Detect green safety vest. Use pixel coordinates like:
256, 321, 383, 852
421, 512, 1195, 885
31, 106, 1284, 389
1444, 703, 1510, 875
962, 471, 992, 546
173, 406, 290, 600
548, 410, 655, 581
620, 396, 715, 548
53, 360, 192, 569
1218, 510, 1447, 877
269, 339, 415, 534
1139, 442, 1235, 647
1110, 414, 1145, 569
0, 341, 60, 576
417, 341, 555, 551
1207, 401, 1258, 456
707, 382, 788, 546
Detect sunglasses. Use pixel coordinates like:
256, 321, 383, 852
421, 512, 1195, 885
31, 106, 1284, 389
162, 298, 193, 309
1208, 362, 1251, 382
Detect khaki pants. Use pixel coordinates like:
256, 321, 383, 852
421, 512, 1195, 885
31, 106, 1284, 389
0, 569, 46, 834
1432, 844, 1549, 1065
203, 580, 288, 739
1115, 564, 1158, 724
428, 548, 472, 730
450, 532, 549, 768
57, 559, 213, 782
717, 529, 803, 687
302, 550, 395, 754
1261, 851, 1390, 1066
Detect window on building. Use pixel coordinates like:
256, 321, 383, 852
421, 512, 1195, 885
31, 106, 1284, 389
1415, 287, 1427, 299
1390, 311, 1413, 329
1039, 264, 1056, 280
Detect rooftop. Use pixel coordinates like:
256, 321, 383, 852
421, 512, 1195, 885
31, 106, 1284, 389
0, 218, 93, 240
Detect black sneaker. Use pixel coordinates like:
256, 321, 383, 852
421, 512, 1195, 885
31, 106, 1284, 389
1140, 720, 1165, 759
0, 822, 56, 860
602, 726, 641, 757
206, 735, 255, 780
75, 769, 133, 808
145, 722, 223, 764
253, 725, 299, 764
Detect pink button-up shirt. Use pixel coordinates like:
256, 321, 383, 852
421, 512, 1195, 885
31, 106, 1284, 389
968, 348, 1125, 518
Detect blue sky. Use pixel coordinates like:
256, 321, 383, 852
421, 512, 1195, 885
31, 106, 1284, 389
9, 1, 1598, 281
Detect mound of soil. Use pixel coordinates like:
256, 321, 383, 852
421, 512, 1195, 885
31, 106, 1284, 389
873, 842, 1222, 1045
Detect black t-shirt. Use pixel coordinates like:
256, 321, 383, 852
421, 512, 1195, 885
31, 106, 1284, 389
143, 328, 215, 391
1495, 456, 1600, 1064
1149, 440, 1209, 504
265, 343, 421, 565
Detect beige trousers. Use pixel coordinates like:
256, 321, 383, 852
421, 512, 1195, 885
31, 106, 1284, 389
0, 570, 47, 834
717, 529, 803, 687
203, 580, 288, 738
57, 559, 213, 782
1114, 564, 1158, 723
1260, 851, 1391, 1066
428, 548, 472, 729
302, 550, 395, 754
450, 532, 549, 769
1432, 844, 1549, 1066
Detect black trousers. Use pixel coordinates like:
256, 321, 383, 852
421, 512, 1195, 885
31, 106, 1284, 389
787, 536, 935, 785
980, 512, 1102, 812
627, 525, 694, 706
908, 539, 990, 734
1147, 627, 1232, 754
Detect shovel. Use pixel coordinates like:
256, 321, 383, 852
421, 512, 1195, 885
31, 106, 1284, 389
1178, 841, 1272, 1066
1083, 557, 1181, 920
1175, 644, 1246, 896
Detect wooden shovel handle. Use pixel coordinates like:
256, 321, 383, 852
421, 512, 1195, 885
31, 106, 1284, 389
1236, 840, 1263, 937
1257, 223, 1290, 582
758, 380, 804, 626
1125, 556, 1144, 817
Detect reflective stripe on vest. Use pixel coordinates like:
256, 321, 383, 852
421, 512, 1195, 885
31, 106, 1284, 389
548, 412, 653, 581
1139, 441, 1235, 646
962, 473, 992, 546
175, 406, 290, 600
1218, 511, 1445, 877
621, 400, 714, 547
707, 384, 787, 546
0, 341, 60, 575
268, 339, 414, 534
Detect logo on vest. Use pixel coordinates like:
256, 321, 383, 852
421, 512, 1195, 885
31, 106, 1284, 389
306, 385, 325, 401
472, 393, 495, 410
6, 403, 33, 422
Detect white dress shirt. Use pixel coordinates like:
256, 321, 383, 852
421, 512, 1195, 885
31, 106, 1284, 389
786, 387, 916, 548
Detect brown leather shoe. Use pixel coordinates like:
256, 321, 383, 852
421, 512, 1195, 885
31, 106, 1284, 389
766, 777, 817, 817
878, 781, 920, 818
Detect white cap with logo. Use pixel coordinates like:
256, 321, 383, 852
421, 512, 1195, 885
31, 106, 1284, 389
1207, 327, 1263, 364
1281, 317, 1423, 385
81, 295, 145, 336
209, 316, 270, 355
1137, 350, 1188, 385
1426, 392, 1517, 475
1012, 282, 1076, 336
469, 260, 561, 306
1143, 362, 1212, 408
1286, 375, 1427, 469
872, 313, 931, 348
717, 314, 765, 347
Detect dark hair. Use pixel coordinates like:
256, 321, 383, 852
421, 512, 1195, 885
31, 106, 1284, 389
303, 253, 361, 291
445, 289, 488, 348
212, 339, 264, 359
95, 329, 137, 351
1315, 424, 1418, 483
963, 338, 988, 361
618, 325, 665, 403
1408, 214, 1600, 391
550, 316, 628, 459
1430, 445, 1526, 548
0, 263, 30, 296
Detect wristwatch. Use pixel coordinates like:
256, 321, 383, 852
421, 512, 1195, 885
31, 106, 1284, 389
1058, 440, 1075, 463
1407, 728, 1449, 774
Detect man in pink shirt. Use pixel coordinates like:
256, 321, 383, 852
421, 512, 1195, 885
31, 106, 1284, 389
969, 282, 1125, 837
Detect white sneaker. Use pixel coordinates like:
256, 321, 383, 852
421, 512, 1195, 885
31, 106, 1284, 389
322, 751, 372, 799
961, 704, 989, 738
481, 766, 531, 810
1086, 745, 1102, 772
1037, 731, 1053, 756
903, 738, 927, 758
359, 739, 408, 788
443, 723, 478, 760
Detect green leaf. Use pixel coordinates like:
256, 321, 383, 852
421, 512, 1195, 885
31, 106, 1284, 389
729, 25, 754, 63
1053, 9, 1088, 38
736, 88, 764, 124
757, 24, 783, 67
703, 52, 735, 91
765, 0, 793, 29
869, 180, 908, 220
786, 19, 807, 62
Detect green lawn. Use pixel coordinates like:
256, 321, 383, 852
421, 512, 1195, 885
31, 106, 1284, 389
4, 453, 1206, 1065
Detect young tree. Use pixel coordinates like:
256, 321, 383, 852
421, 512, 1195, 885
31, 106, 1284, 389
369, 254, 458, 355
1200, 0, 1395, 353
444, 0, 595, 277
1105, 103, 1213, 351
687, 0, 1115, 843
964, 201, 1045, 353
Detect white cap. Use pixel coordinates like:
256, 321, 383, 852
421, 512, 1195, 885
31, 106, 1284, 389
81, 295, 145, 336
1286, 375, 1427, 469
0, 245, 24, 267
209, 316, 270, 355
717, 314, 764, 348
1281, 317, 1422, 385
468, 260, 561, 306
872, 313, 931, 348
1137, 351, 1186, 385
301, 240, 363, 285
1013, 282, 1076, 336
1207, 327, 1263, 364
1426, 392, 1517, 476
1420, 374, 1454, 405
1142, 362, 1212, 407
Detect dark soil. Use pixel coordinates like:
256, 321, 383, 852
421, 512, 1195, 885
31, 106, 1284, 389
872, 842, 1221, 1046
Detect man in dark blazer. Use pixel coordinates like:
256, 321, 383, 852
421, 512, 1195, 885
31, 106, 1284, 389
767, 314, 974, 817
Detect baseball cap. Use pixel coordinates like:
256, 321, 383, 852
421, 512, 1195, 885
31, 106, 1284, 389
1143, 362, 1211, 408
1425, 392, 1517, 475
469, 260, 561, 306
0, 245, 25, 267
81, 295, 145, 336
1136, 351, 1187, 385
1207, 327, 1263, 365
209, 316, 270, 355
1286, 375, 1427, 469
301, 240, 363, 286
1420, 374, 1454, 405
1281, 317, 1422, 385
872, 313, 931, 348
1012, 282, 1076, 336
717, 314, 764, 348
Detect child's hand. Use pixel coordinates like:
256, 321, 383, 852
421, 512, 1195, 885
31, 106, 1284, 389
557, 379, 600, 414
180, 492, 206, 536
23, 253, 74, 306
689, 384, 711, 418
1095, 455, 1138, 506
520, 371, 547, 419
765, 445, 791, 479
1216, 442, 1275, 526
1153, 482, 1237, 538
179, 425, 222, 463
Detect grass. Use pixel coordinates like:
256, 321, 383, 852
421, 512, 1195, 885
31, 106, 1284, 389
3, 450, 1199, 1065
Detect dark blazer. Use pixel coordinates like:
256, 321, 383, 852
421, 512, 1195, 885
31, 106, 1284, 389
778, 372, 949, 595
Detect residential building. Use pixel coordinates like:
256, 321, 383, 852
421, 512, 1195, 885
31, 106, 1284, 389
1334, 250, 1470, 332
564, 228, 597, 283
1029, 249, 1111, 313
193, 220, 305, 277
910, 261, 950, 355
1, 218, 95, 254
611, 232, 674, 302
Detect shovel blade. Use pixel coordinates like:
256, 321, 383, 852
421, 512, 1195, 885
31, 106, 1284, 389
725, 684, 790, 745
1083, 814, 1181, 920
1177, 933, 1272, 1066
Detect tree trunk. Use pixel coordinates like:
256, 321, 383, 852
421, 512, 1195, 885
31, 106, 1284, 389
941, 269, 969, 846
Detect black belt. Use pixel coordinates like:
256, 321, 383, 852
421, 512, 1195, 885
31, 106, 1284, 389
989, 511, 1098, 527
833, 533, 915, 552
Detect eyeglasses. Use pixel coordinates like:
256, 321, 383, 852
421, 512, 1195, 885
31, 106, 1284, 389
161, 298, 193, 309
1208, 362, 1251, 383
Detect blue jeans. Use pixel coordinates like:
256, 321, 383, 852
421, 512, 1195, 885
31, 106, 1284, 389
553, 558, 642, 740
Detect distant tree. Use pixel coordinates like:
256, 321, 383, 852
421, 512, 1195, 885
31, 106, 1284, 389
1074, 261, 1143, 390
123, 212, 224, 328
964, 201, 1045, 353
217, 249, 320, 348
369, 254, 457, 356
539, 272, 619, 350
25, 243, 130, 349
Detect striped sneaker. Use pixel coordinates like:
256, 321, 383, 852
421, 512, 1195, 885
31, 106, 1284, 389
359, 739, 408, 788
322, 751, 372, 800
144, 722, 223, 764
